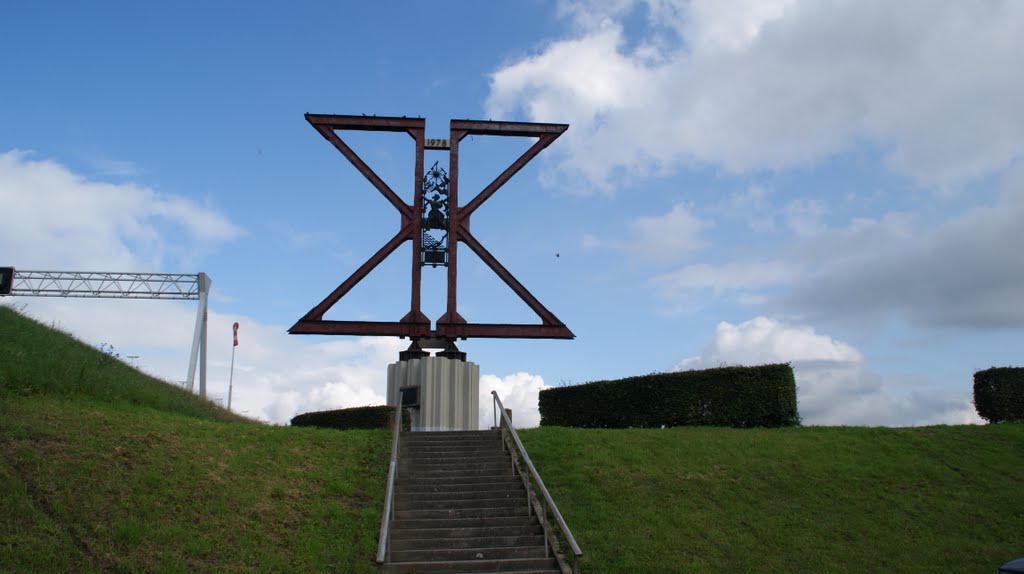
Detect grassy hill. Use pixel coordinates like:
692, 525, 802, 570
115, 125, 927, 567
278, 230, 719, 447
0, 305, 389, 573
520, 424, 1024, 573
2, 304, 1022, 573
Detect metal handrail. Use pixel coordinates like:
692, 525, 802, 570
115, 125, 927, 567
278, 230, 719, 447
376, 392, 403, 564
491, 391, 583, 572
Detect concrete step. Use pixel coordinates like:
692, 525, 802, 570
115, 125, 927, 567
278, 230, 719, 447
405, 438, 503, 446
396, 488, 524, 503
394, 506, 530, 521
396, 478, 522, 494
383, 431, 564, 574
403, 439, 503, 448
391, 524, 543, 541
401, 454, 509, 465
400, 471, 517, 483
391, 544, 548, 563
401, 430, 499, 438
391, 534, 547, 552
402, 434, 501, 443
400, 462, 511, 475
380, 557, 561, 574
402, 452, 509, 463
402, 444, 504, 456
401, 447, 505, 457
395, 495, 527, 512
401, 437, 501, 448
391, 515, 539, 531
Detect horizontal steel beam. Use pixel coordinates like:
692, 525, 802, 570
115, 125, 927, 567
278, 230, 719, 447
305, 114, 425, 132
7, 270, 201, 300
288, 320, 432, 338
288, 320, 572, 339
451, 119, 569, 138
437, 323, 574, 339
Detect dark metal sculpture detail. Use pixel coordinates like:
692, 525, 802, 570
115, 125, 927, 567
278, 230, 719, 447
421, 161, 449, 268
288, 114, 573, 341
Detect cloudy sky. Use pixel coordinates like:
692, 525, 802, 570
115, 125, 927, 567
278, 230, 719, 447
3, 0, 1022, 427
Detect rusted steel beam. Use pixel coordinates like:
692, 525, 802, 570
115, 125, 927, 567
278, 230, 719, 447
296, 223, 414, 322
305, 114, 425, 131
451, 119, 568, 138
461, 132, 562, 219
443, 127, 464, 327
409, 126, 426, 321
288, 320, 432, 337
310, 123, 413, 220
436, 323, 574, 340
458, 227, 566, 328
289, 320, 570, 339
439, 119, 572, 339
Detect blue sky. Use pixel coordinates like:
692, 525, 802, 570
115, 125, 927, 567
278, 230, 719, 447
3, 1, 1023, 426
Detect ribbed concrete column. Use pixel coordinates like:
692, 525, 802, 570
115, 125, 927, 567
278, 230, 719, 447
387, 356, 479, 431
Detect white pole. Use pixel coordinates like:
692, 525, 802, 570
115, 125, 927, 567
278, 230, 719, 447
187, 273, 211, 394
228, 321, 239, 411
228, 345, 236, 411
199, 301, 207, 398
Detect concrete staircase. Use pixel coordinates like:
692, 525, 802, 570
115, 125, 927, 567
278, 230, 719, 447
380, 430, 563, 574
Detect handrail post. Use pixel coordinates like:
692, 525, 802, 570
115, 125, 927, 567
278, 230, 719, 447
490, 390, 583, 573
376, 391, 404, 564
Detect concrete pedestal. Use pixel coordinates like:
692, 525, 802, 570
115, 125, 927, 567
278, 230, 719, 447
387, 356, 479, 431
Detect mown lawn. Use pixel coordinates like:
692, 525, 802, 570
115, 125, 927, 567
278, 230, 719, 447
4, 304, 1023, 573
1, 305, 390, 573
0, 396, 390, 573
521, 424, 1024, 573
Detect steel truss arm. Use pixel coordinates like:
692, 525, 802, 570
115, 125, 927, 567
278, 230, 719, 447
9, 271, 202, 299
289, 114, 430, 336
439, 119, 573, 339
3, 269, 212, 398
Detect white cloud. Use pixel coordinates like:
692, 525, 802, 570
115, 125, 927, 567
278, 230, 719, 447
652, 260, 793, 298
683, 0, 795, 53
488, 1, 1024, 191
0, 150, 243, 271
718, 184, 776, 232
783, 198, 828, 237
488, 25, 662, 192
478, 372, 549, 429
783, 167, 1024, 328
584, 202, 708, 263
677, 316, 982, 426
677, 316, 861, 367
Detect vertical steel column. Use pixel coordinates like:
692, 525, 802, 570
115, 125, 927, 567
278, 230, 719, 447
187, 272, 211, 396
409, 126, 425, 321
443, 125, 464, 329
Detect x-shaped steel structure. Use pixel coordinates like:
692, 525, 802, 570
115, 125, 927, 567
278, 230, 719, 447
288, 114, 573, 341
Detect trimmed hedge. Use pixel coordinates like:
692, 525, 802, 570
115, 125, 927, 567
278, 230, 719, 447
290, 404, 411, 431
539, 364, 800, 428
974, 367, 1024, 423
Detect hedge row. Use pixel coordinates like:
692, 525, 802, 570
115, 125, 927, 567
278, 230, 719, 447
974, 367, 1024, 423
290, 404, 411, 431
539, 364, 800, 428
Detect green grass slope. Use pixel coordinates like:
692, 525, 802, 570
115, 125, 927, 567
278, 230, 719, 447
0, 306, 389, 573
4, 304, 1024, 573
0, 305, 250, 422
521, 425, 1024, 573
